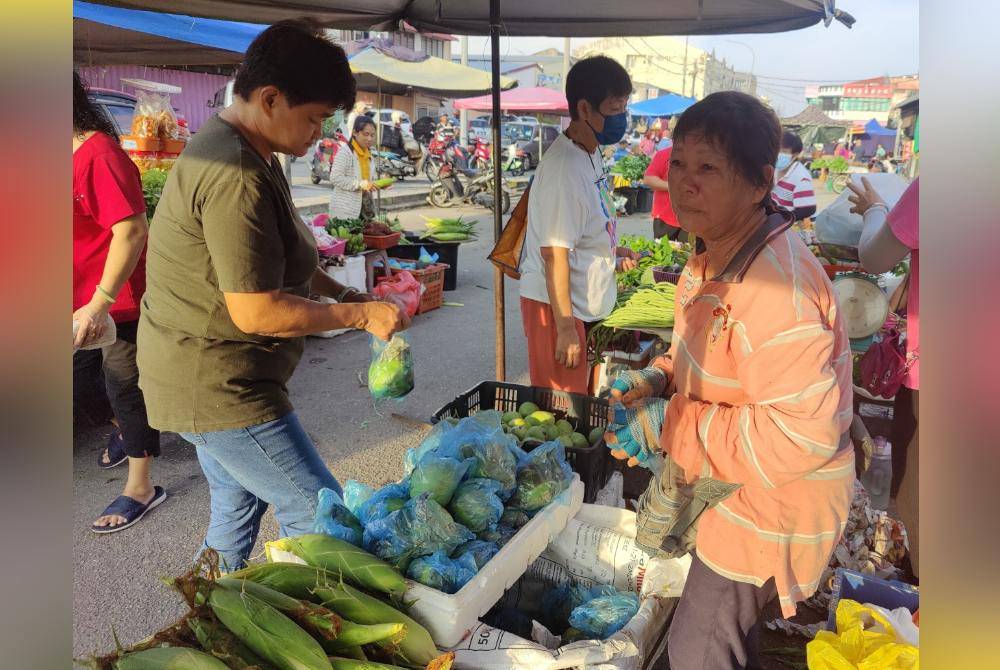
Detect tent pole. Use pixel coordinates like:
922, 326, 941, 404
490, 0, 506, 381
375, 79, 382, 215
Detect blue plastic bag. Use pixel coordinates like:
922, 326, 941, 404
406, 550, 478, 594
568, 592, 641, 639
476, 523, 518, 548
355, 481, 410, 527
313, 488, 364, 547
368, 333, 414, 400
342, 480, 374, 517
363, 493, 475, 571
459, 440, 521, 500
404, 420, 458, 475
541, 584, 623, 634
409, 454, 473, 506
508, 441, 574, 512
418, 246, 440, 264
448, 478, 505, 532
452, 539, 499, 570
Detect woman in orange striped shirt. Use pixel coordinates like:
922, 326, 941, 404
605, 92, 853, 670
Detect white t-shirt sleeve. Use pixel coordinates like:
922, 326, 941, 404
532, 169, 587, 249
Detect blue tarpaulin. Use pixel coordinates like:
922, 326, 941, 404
863, 118, 896, 137
74, 1, 265, 63
628, 93, 697, 117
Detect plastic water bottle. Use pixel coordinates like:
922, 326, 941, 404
860, 437, 892, 510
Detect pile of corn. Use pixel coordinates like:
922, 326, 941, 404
82, 535, 453, 670
600, 282, 677, 330
419, 216, 476, 242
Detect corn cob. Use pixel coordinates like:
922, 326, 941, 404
187, 615, 274, 670
114, 647, 231, 669
207, 583, 333, 670
266, 535, 407, 599
229, 563, 437, 668
218, 577, 342, 642
328, 659, 407, 670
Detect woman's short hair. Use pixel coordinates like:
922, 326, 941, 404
781, 131, 804, 155
565, 56, 632, 120
234, 18, 356, 110
352, 114, 375, 134
673, 91, 781, 192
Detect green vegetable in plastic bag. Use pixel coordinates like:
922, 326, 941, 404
409, 454, 472, 506
500, 507, 531, 529
448, 478, 504, 532
451, 539, 499, 570
362, 493, 475, 571
368, 334, 414, 400
508, 442, 574, 512
405, 550, 478, 594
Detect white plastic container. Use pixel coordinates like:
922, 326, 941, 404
592, 338, 656, 396
407, 475, 585, 647
312, 255, 366, 338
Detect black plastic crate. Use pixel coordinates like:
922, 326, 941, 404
432, 381, 612, 503
388, 234, 460, 291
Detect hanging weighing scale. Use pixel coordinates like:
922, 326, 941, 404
831, 271, 889, 352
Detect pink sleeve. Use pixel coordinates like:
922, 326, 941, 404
887, 178, 919, 250
85, 150, 146, 229
645, 147, 670, 179
662, 324, 847, 488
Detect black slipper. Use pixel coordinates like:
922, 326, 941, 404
98, 431, 128, 469
91, 486, 167, 534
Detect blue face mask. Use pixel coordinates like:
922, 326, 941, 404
589, 111, 629, 146
775, 152, 793, 170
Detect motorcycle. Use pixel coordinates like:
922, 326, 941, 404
503, 143, 526, 176
427, 160, 511, 214
470, 137, 493, 172
309, 133, 345, 184
420, 132, 468, 181
375, 150, 418, 180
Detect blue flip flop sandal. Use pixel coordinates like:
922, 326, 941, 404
91, 486, 167, 534
98, 431, 128, 469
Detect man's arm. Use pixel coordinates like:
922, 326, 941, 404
540, 246, 581, 368
223, 290, 405, 340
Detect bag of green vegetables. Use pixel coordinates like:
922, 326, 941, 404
368, 333, 414, 400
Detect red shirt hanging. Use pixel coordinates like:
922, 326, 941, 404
73, 132, 147, 323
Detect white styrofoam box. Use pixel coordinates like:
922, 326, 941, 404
407, 475, 585, 647
593, 338, 656, 396
312, 255, 366, 338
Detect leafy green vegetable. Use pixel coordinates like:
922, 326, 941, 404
610, 154, 651, 183
141, 168, 169, 220
811, 156, 850, 174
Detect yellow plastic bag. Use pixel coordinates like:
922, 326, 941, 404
806, 599, 919, 669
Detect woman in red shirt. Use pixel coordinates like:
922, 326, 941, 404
643, 143, 682, 240
73, 71, 165, 532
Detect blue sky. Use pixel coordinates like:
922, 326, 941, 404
462, 0, 918, 116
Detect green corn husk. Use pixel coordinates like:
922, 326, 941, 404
208, 583, 333, 670
218, 577, 343, 642
266, 535, 407, 599
328, 660, 406, 670
187, 615, 274, 670
114, 647, 230, 670
336, 622, 406, 647
229, 563, 437, 668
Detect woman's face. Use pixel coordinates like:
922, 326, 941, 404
354, 123, 376, 149
667, 134, 772, 238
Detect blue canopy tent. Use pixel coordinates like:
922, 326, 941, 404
73, 1, 265, 65
853, 118, 897, 160
628, 93, 697, 117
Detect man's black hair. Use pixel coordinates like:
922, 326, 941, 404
781, 130, 804, 155
565, 56, 632, 120
234, 18, 356, 110
673, 91, 780, 193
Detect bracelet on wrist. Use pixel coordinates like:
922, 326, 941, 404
95, 285, 116, 304
336, 286, 357, 302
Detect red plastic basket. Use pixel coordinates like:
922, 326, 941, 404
363, 232, 402, 249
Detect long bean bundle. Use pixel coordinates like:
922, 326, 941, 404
601, 283, 676, 330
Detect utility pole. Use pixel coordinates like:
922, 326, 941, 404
460, 35, 469, 148
682, 36, 689, 97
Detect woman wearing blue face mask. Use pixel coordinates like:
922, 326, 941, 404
771, 131, 816, 223
518, 55, 639, 394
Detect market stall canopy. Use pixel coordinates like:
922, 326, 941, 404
628, 93, 697, 117
91, 1, 856, 37
781, 104, 851, 148
863, 119, 896, 137
453, 86, 568, 114
348, 44, 517, 97
74, 0, 264, 65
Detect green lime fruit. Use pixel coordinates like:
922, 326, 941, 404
512, 426, 529, 441
510, 417, 528, 428
502, 411, 521, 425
570, 432, 589, 449
544, 424, 561, 441
526, 416, 541, 427
519, 402, 540, 417
526, 426, 547, 441
589, 426, 605, 445
556, 419, 575, 436
557, 434, 575, 448
529, 410, 556, 425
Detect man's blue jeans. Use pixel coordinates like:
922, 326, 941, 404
180, 411, 341, 571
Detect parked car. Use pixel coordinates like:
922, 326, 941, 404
467, 117, 491, 144
369, 108, 412, 136
510, 123, 561, 169
515, 115, 539, 125
89, 87, 188, 138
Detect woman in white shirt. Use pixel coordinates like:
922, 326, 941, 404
330, 115, 378, 220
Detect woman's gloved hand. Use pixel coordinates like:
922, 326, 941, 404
609, 367, 668, 407
604, 397, 667, 472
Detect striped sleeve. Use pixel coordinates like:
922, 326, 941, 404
663, 321, 847, 489
793, 173, 817, 209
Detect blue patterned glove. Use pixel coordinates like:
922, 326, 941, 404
610, 367, 668, 403
605, 397, 667, 473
